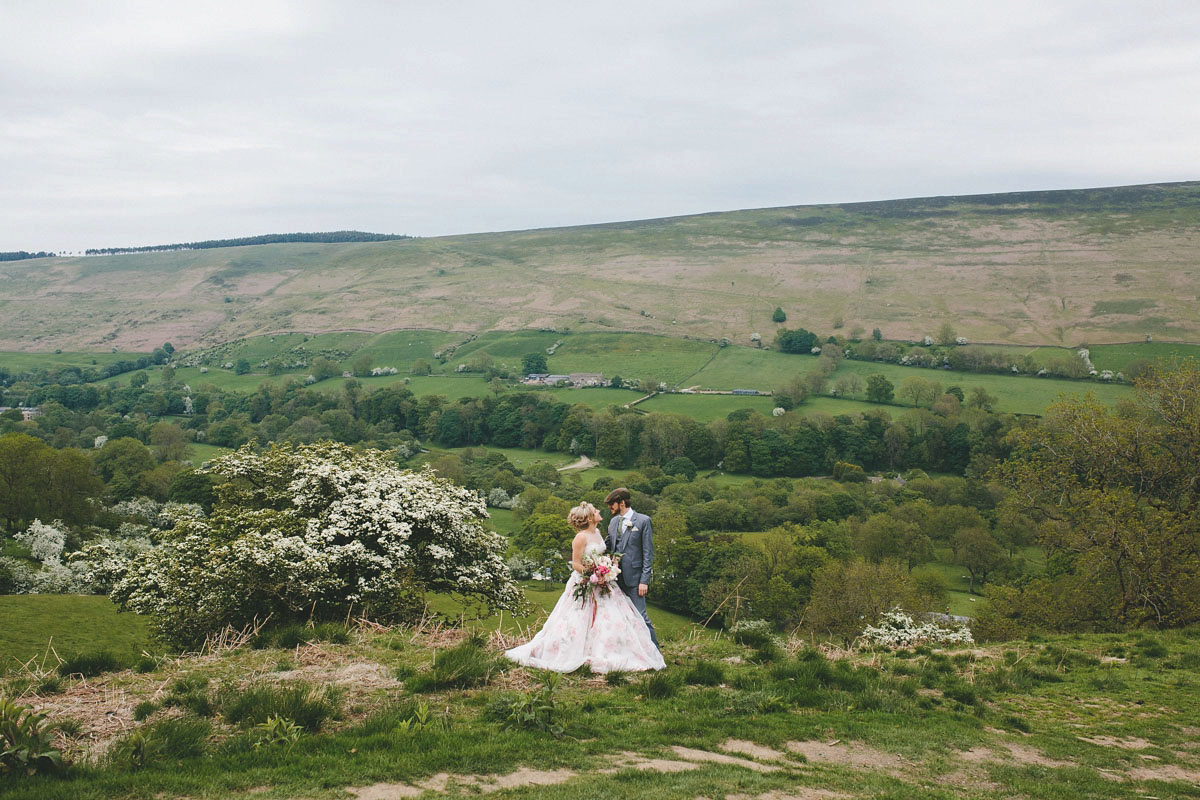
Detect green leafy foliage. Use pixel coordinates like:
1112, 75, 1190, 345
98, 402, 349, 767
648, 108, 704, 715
0, 695, 63, 777
488, 673, 564, 736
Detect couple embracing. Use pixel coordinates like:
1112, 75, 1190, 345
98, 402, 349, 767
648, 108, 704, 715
505, 488, 665, 673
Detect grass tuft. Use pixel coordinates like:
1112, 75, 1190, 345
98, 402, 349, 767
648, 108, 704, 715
57, 649, 123, 678
220, 682, 340, 732
407, 640, 508, 693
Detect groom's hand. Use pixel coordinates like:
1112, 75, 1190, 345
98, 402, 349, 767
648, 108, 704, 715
638, 583, 648, 597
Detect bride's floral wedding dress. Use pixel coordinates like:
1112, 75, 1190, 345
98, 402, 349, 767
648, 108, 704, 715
505, 543, 665, 673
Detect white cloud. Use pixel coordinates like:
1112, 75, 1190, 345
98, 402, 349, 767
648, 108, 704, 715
2, 0, 1199, 252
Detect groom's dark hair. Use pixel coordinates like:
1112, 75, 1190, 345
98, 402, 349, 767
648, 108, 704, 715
604, 487, 632, 505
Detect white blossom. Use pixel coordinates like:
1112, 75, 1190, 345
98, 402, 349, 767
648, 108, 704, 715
858, 606, 973, 649
16, 520, 66, 565
111, 441, 522, 646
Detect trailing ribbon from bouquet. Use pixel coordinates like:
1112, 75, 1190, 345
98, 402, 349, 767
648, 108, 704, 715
572, 551, 622, 624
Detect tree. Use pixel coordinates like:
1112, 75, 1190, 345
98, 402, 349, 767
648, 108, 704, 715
872, 328, 883, 341
234, 359, 252, 375
310, 357, 340, 381
865, 374, 894, 404
149, 421, 190, 463
0, 434, 101, 532
967, 386, 998, 411
899, 376, 942, 408
351, 352, 374, 376
129, 371, 150, 388
411, 358, 432, 376
772, 307, 787, 323
805, 559, 912, 646
951, 527, 1004, 594
936, 322, 958, 346
112, 442, 522, 646
521, 352, 549, 374
994, 359, 1200, 627
774, 328, 818, 354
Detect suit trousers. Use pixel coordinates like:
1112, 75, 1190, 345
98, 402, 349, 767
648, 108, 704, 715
620, 582, 659, 650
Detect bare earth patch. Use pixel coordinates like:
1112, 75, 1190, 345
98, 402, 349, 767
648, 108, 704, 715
601, 751, 700, 773
785, 740, 906, 774
670, 745, 782, 773
348, 768, 578, 798
1077, 735, 1152, 750
959, 742, 1071, 769
721, 739, 790, 762
1126, 763, 1200, 784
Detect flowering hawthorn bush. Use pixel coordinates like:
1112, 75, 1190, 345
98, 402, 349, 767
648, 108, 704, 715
112, 441, 522, 646
15, 520, 67, 565
858, 606, 974, 650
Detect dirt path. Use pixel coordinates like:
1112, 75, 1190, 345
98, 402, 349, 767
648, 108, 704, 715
557, 454, 596, 471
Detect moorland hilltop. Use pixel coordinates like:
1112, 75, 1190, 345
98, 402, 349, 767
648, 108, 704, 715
2, 181, 1199, 352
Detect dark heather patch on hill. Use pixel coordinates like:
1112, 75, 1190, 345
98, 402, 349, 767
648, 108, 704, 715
84, 231, 409, 256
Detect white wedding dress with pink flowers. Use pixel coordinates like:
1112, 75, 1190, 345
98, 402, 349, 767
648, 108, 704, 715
505, 543, 665, 673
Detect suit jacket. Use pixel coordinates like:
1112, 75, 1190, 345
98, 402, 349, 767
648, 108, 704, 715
608, 510, 653, 588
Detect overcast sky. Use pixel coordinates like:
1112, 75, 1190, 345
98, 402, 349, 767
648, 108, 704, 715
3, 0, 1199, 254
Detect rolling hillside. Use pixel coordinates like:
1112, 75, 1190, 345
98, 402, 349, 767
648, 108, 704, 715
2, 181, 1199, 351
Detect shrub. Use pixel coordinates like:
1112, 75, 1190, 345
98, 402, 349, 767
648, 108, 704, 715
57, 650, 123, 678
112, 442, 522, 647
858, 607, 973, 650
729, 619, 775, 648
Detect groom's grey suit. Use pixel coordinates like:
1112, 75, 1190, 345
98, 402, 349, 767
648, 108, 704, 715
608, 509, 659, 649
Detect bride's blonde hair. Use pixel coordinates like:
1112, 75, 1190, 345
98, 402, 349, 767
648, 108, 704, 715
567, 501, 599, 531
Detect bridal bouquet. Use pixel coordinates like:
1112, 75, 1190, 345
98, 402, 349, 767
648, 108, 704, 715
572, 551, 622, 607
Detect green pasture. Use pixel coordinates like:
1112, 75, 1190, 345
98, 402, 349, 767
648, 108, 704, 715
638, 392, 777, 420
0, 595, 157, 669
545, 332, 719, 386
188, 442, 231, 465
0, 350, 148, 373
525, 386, 645, 410
828, 359, 1132, 415
1087, 340, 1200, 371
684, 344, 808, 390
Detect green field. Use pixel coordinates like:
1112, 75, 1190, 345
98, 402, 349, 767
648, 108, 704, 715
0, 350, 148, 373
13, 332, 1187, 424
828, 358, 1132, 415
0, 595, 157, 669
638, 392, 777, 420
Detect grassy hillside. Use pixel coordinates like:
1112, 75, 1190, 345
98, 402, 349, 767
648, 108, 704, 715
3, 594, 1199, 799
3, 182, 1200, 351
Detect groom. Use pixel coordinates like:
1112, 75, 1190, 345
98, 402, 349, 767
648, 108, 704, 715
605, 487, 660, 650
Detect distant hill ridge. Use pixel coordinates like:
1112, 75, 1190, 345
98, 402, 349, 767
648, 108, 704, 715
82, 231, 410, 256
2, 181, 1199, 351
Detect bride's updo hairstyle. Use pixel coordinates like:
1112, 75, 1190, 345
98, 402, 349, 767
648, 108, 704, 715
567, 501, 598, 531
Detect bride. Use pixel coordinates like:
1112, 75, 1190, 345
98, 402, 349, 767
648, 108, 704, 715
505, 502, 665, 673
